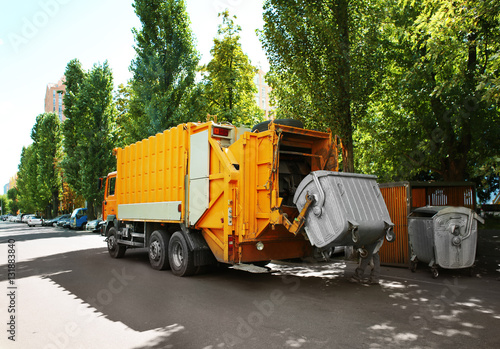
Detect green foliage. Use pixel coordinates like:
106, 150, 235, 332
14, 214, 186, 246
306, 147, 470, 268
355, 0, 500, 201
260, 0, 385, 172
0, 195, 9, 215
77, 62, 117, 216
15, 113, 62, 216
7, 188, 18, 215
16, 145, 37, 213
35, 113, 62, 216
129, 0, 199, 140
61, 60, 117, 218
201, 11, 264, 126
62, 59, 86, 194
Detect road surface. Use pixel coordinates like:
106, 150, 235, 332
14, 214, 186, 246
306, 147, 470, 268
1, 221, 499, 348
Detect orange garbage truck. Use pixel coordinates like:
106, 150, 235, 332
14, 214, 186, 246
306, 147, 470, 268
101, 120, 394, 276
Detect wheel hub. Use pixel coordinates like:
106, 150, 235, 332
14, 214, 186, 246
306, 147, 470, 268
107, 236, 116, 250
150, 240, 161, 261
172, 242, 184, 267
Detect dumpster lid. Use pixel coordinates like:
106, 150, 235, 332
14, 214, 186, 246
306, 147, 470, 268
409, 206, 453, 217
410, 206, 478, 218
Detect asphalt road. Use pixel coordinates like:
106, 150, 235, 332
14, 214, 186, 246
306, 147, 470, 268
1, 221, 499, 349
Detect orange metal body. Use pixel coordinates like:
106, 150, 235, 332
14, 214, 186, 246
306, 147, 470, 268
379, 182, 476, 267
104, 121, 339, 265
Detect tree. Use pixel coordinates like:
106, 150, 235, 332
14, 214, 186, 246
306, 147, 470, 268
34, 113, 62, 217
115, 82, 149, 147
202, 11, 264, 126
76, 62, 117, 219
355, 0, 500, 201
62, 59, 86, 194
7, 188, 18, 215
260, 0, 385, 172
0, 195, 9, 215
61, 61, 117, 220
14, 113, 62, 216
130, 0, 199, 139
16, 145, 37, 213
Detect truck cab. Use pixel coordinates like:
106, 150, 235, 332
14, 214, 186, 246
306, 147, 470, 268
70, 208, 87, 229
102, 172, 117, 222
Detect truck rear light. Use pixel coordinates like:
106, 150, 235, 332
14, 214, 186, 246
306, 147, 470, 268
228, 235, 234, 254
212, 126, 230, 137
178, 204, 182, 212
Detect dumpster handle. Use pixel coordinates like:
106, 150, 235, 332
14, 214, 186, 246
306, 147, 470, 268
311, 172, 325, 217
459, 210, 483, 242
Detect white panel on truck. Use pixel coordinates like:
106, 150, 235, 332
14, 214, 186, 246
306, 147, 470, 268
118, 202, 182, 221
189, 130, 210, 225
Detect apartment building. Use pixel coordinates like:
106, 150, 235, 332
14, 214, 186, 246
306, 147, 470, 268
44, 77, 66, 122
254, 69, 274, 119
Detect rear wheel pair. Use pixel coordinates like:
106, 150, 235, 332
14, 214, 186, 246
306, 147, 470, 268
107, 227, 197, 277
149, 230, 196, 277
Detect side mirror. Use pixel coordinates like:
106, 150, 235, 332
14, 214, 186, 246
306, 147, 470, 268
97, 177, 104, 191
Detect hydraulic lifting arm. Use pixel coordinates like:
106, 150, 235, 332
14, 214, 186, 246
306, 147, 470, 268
283, 193, 315, 236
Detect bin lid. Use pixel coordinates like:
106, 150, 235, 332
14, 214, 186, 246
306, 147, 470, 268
409, 206, 475, 218
409, 206, 453, 217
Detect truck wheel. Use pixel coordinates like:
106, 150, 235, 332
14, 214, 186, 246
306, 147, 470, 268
149, 230, 170, 270
251, 119, 304, 132
107, 227, 126, 258
168, 231, 196, 277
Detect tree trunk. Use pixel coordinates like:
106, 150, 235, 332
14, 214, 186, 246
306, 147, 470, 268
336, 0, 354, 173
52, 190, 59, 218
442, 33, 476, 181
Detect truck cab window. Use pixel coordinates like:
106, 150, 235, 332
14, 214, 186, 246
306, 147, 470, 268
108, 177, 116, 196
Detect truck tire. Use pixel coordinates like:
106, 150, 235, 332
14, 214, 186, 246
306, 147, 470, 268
107, 227, 126, 258
149, 230, 170, 270
251, 119, 304, 132
168, 231, 196, 277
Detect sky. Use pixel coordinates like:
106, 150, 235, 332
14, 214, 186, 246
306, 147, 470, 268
0, 0, 268, 192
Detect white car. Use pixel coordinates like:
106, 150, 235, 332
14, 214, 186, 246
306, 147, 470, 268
27, 216, 43, 227
22, 214, 34, 223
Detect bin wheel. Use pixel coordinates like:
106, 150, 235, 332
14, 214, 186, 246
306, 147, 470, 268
358, 248, 368, 259
410, 261, 417, 273
432, 268, 439, 279
469, 266, 475, 277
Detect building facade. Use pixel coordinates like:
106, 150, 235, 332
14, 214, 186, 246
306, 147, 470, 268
44, 77, 66, 122
254, 69, 274, 119
3, 175, 17, 195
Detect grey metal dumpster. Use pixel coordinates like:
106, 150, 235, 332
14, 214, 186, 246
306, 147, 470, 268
293, 171, 395, 252
408, 206, 484, 278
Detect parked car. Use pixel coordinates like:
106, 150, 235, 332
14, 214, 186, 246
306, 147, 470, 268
70, 208, 87, 229
22, 214, 34, 223
57, 216, 71, 228
9, 215, 16, 222
27, 216, 43, 227
43, 214, 70, 227
85, 219, 102, 232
